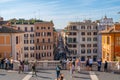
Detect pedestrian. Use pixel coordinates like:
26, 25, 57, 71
32, 62, 37, 77
5, 58, 8, 70
56, 65, 61, 80
10, 58, 13, 70
86, 58, 89, 71
66, 59, 70, 70
1, 58, 5, 69
77, 59, 81, 72
18, 60, 22, 74
97, 59, 102, 71
104, 61, 108, 72
89, 58, 93, 71
116, 61, 120, 71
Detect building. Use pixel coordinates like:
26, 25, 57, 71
64, 20, 98, 61
34, 21, 54, 60
10, 19, 36, 61
0, 26, 24, 60
98, 16, 114, 58
100, 24, 120, 62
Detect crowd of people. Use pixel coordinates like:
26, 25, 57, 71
1, 57, 120, 80
56, 58, 120, 80
0, 58, 13, 70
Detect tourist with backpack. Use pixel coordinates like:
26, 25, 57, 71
56, 65, 61, 80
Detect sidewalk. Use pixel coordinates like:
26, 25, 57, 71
29, 70, 91, 80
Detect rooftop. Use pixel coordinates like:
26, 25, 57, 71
0, 26, 24, 33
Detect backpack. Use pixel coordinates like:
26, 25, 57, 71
56, 67, 60, 71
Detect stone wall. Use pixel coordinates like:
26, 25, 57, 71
13, 61, 120, 73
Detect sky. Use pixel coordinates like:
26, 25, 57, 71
0, 0, 120, 29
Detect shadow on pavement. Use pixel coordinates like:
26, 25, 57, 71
78, 71, 89, 75
36, 75, 52, 79
37, 70, 52, 74
0, 74, 6, 76
74, 76, 91, 79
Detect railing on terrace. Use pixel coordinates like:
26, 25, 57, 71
13, 61, 120, 73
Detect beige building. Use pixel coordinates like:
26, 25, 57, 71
64, 20, 98, 61
10, 19, 36, 61
34, 21, 54, 60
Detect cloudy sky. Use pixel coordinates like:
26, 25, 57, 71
0, 0, 120, 29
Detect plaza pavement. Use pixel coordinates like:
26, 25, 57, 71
0, 69, 120, 80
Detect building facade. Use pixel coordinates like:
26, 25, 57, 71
64, 20, 98, 61
12, 23, 35, 61
98, 16, 114, 58
34, 21, 54, 60
101, 24, 120, 62
0, 26, 23, 60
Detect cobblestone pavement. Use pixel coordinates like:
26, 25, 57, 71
0, 69, 120, 80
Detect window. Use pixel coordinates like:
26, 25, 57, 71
24, 53, 28, 58
24, 34, 28, 37
87, 37, 91, 41
30, 40, 34, 44
81, 44, 85, 47
81, 32, 85, 35
81, 49, 85, 53
30, 53, 34, 58
18, 27, 20, 30
82, 37, 85, 41
93, 44, 97, 47
25, 27, 27, 32
93, 37, 97, 41
37, 39, 39, 43
87, 26, 91, 30
81, 26, 85, 29
30, 34, 34, 37
43, 39, 45, 43
87, 32, 91, 35
93, 32, 97, 35
36, 45, 39, 50
87, 49, 91, 53
48, 38, 50, 42
24, 47, 29, 50
93, 49, 97, 53
41, 27, 43, 29
36, 32, 40, 36
24, 40, 29, 44
31, 27, 33, 32
68, 38, 72, 43
30, 46, 34, 50
73, 32, 77, 35
93, 56, 97, 61
87, 44, 91, 47
16, 36, 18, 44
48, 27, 50, 29
47, 52, 51, 57
73, 38, 76, 43
37, 27, 39, 30
107, 37, 110, 44
81, 56, 85, 61
72, 26, 77, 30
47, 32, 51, 36
73, 45, 77, 48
